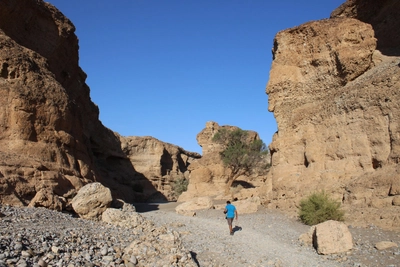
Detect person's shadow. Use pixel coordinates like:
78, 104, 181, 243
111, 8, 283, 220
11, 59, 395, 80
232, 225, 242, 234
190, 251, 200, 267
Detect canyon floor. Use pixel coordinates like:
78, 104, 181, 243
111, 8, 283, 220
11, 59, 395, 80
1, 203, 400, 267
139, 202, 400, 267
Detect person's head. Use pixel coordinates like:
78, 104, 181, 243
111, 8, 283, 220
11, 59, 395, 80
226, 201, 231, 204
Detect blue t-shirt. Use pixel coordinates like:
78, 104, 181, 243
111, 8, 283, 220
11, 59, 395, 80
225, 203, 236, 218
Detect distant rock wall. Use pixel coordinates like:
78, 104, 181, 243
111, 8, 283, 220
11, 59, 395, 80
265, 0, 400, 230
119, 135, 200, 201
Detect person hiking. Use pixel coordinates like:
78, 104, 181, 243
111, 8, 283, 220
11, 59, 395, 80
224, 200, 238, 235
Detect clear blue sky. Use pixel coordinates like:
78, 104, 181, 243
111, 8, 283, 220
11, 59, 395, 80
46, 0, 344, 154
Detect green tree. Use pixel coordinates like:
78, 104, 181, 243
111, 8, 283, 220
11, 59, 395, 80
212, 128, 269, 194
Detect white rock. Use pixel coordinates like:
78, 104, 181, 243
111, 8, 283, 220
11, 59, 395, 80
71, 182, 112, 220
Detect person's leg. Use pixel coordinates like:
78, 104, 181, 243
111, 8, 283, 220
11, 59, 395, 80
227, 218, 233, 234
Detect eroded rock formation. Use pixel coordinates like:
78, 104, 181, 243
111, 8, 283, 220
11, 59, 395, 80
118, 135, 200, 201
179, 121, 270, 202
265, 0, 400, 229
0, 0, 199, 209
2, 0, 400, 232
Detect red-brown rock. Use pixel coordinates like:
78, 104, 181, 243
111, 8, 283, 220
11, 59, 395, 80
0, 0, 199, 210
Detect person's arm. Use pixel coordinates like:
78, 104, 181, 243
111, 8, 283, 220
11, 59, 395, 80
235, 209, 238, 220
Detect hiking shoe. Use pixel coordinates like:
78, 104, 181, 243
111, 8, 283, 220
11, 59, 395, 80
230, 231, 234, 236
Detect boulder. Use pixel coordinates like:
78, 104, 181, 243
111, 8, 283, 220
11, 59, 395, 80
389, 180, 400, 196
393, 196, 400, 206
313, 220, 353, 255
71, 182, 112, 220
375, 241, 398, 250
28, 188, 65, 211
102, 202, 147, 228
298, 226, 316, 246
175, 196, 214, 216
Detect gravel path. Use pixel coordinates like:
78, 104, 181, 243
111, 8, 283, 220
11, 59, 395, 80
139, 202, 400, 267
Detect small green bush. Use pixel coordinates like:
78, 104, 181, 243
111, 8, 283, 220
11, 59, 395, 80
298, 191, 345, 225
172, 177, 189, 197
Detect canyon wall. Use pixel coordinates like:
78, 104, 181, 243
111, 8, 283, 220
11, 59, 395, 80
265, 0, 400, 229
0, 0, 199, 209
2, 0, 400, 231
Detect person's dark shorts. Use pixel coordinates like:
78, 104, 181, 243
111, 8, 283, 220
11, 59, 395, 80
226, 217, 234, 225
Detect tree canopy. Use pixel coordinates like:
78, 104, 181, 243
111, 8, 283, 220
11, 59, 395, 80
212, 128, 269, 193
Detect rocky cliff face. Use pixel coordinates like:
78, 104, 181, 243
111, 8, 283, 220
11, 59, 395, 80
331, 0, 400, 56
265, 0, 400, 229
0, 0, 199, 209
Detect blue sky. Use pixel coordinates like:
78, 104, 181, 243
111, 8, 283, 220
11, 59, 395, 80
46, 0, 344, 154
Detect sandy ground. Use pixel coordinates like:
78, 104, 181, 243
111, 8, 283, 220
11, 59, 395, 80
135, 202, 399, 267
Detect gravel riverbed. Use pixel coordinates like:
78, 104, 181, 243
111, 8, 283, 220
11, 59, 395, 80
0, 205, 139, 267
1, 203, 400, 267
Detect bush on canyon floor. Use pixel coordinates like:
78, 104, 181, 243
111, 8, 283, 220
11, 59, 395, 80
172, 177, 189, 197
298, 191, 345, 225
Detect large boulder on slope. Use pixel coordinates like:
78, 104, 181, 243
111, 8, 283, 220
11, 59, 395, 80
71, 182, 112, 220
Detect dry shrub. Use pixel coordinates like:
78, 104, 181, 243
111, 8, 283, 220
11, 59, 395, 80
172, 177, 189, 197
299, 191, 345, 225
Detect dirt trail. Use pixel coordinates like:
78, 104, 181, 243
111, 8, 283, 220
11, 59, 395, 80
138, 202, 400, 267
139, 203, 344, 267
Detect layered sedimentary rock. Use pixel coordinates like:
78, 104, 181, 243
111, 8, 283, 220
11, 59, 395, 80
265, 0, 400, 229
179, 121, 270, 202
0, 0, 199, 209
